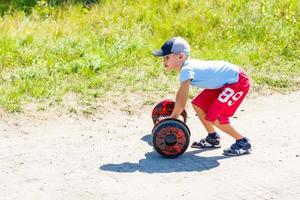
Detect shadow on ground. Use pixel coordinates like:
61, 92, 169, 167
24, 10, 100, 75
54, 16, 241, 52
99, 134, 232, 174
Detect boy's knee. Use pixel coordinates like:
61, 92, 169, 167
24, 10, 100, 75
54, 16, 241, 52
192, 104, 201, 113
192, 103, 197, 109
192, 103, 206, 113
192, 103, 201, 110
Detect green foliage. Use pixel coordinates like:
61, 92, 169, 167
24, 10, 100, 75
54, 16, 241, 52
0, 0, 99, 15
0, 0, 299, 112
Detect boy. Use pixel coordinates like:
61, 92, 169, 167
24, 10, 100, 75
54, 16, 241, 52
152, 36, 251, 156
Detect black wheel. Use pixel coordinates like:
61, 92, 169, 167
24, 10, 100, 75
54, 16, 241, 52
152, 118, 190, 158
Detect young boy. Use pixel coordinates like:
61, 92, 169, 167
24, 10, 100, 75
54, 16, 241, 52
152, 36, 251, 156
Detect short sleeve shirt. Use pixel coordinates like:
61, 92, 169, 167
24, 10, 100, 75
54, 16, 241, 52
179, 59, 239, 89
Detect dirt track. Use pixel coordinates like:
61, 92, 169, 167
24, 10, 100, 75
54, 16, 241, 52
1, 92, 300, 200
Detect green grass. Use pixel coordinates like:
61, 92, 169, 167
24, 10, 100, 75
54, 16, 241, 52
0, 0, 299, 112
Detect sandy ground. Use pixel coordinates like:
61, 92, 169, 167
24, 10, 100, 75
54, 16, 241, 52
1, 91, 300, 200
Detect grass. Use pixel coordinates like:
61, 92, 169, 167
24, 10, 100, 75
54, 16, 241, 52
0, 0, 299, 112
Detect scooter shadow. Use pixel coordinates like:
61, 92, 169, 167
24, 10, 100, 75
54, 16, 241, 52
99, 134, 233, 174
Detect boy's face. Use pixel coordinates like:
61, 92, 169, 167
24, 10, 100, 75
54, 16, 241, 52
163, 53, 185, 71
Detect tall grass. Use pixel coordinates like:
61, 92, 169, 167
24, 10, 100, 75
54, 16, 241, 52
0, 0, 299, 112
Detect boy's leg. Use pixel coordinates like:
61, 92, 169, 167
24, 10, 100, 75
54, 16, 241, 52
191, 104, 221, 148
213, 120, 243, 140
192, 101, 244, 141
214, 83, 251, 155
191, 88, 220, 135
192, 104, 216, 134
206, 85, 251, 155
193, 104, 251, 154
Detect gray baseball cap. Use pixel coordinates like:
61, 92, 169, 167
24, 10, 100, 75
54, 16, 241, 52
152, 36, 190, 57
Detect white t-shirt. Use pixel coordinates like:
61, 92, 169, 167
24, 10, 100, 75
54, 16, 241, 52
179, 59, 239, 89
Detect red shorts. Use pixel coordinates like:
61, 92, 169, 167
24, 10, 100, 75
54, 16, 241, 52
192, 69, 250, 124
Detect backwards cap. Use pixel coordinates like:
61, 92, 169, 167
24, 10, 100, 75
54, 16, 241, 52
152, 37, 190, 57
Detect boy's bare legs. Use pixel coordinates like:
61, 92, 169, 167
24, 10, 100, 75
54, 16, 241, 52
192, 104, 216, 134
192, 104, 251, 155
192, 104, 244, 140
191, 104, 221, 148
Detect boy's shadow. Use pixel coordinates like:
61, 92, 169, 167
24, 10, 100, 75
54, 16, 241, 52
99, 134, 232, 174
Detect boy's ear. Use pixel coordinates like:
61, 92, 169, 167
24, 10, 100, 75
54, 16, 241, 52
179, 52, 186, 59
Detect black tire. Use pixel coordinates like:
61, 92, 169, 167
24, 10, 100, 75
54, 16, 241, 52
152, 118, 190, 158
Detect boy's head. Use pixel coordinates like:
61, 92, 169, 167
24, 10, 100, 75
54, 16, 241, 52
152, 36, 190, 71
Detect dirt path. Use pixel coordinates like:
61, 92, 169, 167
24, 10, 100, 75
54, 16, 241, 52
1, 92, 300, 200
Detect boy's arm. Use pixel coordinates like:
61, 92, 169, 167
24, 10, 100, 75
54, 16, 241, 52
170, 79, 191, 119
